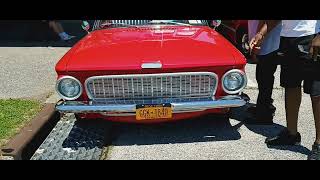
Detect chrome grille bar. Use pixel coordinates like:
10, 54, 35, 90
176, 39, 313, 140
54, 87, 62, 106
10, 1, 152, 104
85, 72, 218, 100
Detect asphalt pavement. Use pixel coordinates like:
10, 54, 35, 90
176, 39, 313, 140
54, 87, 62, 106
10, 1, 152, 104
0, 21, 84, 101
0, 47, 70, 101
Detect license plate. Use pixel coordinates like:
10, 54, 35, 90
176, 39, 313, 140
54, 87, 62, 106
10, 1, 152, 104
136, 104, 172, 120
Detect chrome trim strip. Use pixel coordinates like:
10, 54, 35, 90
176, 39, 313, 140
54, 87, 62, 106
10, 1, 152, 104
56, 95, 246, 115
141, 62, 162, 69
84, 72, 219, 100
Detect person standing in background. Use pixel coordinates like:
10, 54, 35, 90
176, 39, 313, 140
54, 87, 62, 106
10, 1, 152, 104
48, 20, 75, 41
246, 20, 282, 125
250, 20, 320, 160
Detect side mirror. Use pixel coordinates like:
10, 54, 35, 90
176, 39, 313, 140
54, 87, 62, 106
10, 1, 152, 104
211, 20, 222, 29
81, 21, 90, 33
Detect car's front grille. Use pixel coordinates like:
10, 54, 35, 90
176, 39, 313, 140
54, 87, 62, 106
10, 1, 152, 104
85, 72, 217, 100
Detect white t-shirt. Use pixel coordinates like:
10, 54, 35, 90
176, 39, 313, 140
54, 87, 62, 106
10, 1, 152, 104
248, 20, 282, 55
281, 20, 320, 37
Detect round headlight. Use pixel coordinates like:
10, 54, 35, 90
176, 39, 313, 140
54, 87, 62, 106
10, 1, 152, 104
56, 76, 82, 100
222, 69, 247, 94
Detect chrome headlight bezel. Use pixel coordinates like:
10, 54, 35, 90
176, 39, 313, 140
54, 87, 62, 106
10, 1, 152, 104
56, 76, 83, 100
222, 69, 247, 94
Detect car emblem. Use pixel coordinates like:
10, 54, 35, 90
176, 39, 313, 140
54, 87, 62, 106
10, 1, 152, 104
141, 62, 162, 69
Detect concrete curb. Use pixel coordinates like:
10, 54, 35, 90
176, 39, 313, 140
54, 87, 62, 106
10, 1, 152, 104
1, 103, 60, 160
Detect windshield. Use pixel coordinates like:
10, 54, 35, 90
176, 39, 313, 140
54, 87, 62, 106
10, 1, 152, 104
93, 20, 209, 30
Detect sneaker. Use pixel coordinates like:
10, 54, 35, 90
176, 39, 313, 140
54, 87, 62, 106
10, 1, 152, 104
62, 35, 76, 41
308, 143, 320, 160
265, 129, 301, 146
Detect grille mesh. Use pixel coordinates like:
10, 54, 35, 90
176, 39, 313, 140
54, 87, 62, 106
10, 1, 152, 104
86, 73, 217, 100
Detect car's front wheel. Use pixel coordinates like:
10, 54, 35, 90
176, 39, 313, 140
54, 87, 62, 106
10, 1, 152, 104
241, 33, 250, 55
236, 29, 250, 57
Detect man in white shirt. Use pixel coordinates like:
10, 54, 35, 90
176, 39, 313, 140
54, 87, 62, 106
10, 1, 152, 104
246, 20, 282, 125
250, 20, 320, 160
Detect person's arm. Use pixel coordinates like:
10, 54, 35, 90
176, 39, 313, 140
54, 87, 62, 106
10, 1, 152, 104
249, 20, 267, 54
256, 20, 281, 36
256, 20, 267, 38
249, 20, 281, 52
310, 20, 320, 61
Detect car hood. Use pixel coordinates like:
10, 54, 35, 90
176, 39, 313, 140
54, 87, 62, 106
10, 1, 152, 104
65, 26, 240, 71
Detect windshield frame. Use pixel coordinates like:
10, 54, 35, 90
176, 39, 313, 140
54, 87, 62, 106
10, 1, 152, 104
92, 20, 209, 31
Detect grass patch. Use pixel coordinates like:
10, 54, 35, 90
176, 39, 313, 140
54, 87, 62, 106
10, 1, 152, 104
0, 99, 42, 148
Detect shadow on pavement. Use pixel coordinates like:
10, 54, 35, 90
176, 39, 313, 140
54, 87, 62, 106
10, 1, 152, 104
231, 102, 311, 156
231, 102, 285, 138
109, 102, 310, 156
266, 145, 310, 156
110, 115, 243, 146
57, 100, 310, 157
61, 119, 112, 150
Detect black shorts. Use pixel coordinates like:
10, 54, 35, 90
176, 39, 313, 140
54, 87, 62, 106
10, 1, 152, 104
279, 34, 320, 97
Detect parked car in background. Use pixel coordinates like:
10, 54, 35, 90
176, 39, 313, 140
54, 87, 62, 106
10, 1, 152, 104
217, 20, 249, 57
55, 20, 248, 123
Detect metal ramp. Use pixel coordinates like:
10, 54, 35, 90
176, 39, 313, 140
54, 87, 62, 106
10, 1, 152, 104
31, 114, 112, 160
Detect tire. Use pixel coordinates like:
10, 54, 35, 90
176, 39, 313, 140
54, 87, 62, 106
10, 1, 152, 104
236, 29, 250, 57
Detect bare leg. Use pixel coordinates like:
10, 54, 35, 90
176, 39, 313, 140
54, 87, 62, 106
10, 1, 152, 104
56, 22, 65, 34
311, 96, 320, 144
285, 87, 302, 135
48, 21, 63, 35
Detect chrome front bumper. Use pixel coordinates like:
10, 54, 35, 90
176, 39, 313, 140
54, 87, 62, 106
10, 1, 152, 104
56, 95, 247, 116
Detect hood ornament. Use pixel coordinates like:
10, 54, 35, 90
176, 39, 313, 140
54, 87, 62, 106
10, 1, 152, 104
141, 61, 162, 69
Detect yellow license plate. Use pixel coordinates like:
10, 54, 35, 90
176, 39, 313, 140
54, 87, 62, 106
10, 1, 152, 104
136, 104, 172, 120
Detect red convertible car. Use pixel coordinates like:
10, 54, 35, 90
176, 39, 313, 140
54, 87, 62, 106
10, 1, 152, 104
55, 20, 248, 123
